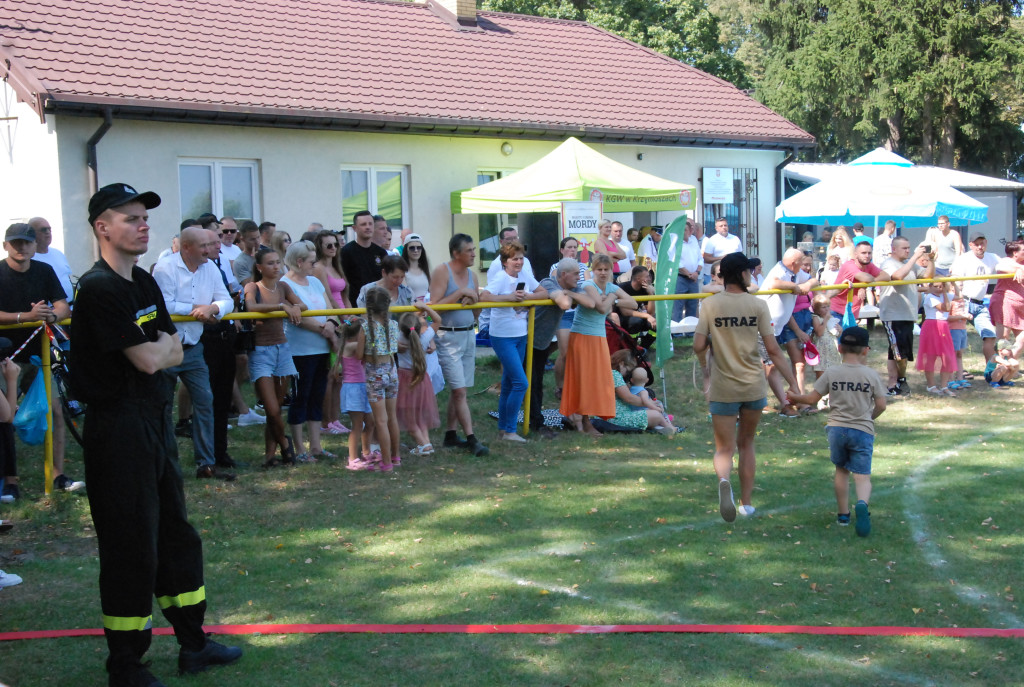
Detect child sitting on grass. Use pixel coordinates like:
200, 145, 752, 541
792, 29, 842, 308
985, 339, 1019, 388
787, 326, 886, 537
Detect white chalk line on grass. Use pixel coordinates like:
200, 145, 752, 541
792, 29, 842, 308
901, 425, 1023, 628
463, 429, 1022, 686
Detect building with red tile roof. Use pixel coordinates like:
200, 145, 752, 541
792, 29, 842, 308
1, 0, 813, 273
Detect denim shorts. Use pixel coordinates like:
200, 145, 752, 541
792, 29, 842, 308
558, 309, 576, 331
950, 328, 968, 352
709, 397, 768, 416
826, 426, 874, 475
249, 342, 298, 381
340, 381, 371, 414
776, 309, 813, 346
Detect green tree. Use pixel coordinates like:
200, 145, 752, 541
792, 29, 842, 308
755, 0, 1024, 174
483, 0, 752, 88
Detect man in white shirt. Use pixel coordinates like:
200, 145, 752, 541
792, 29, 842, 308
701, 217, 743, 283
636, 226, 662, 276
216, 216, 243, 287
952, 232, 1001, 361
673, 218, 703, 322
873, 219, 897, 267
879, 237, 931, 396
152, 227, 235, 480
28, 217, 75, 304
611, 221, 635, 280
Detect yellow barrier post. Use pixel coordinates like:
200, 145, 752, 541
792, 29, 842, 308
523, 306, 535, 437
41, 326, 53, 496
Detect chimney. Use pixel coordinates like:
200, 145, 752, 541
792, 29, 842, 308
428, 0, 478, 28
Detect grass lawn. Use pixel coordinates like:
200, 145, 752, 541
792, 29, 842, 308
1, 330, 1023, 686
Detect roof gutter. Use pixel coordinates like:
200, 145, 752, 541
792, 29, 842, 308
86, 107, 113, 260
44, 97, 816, 152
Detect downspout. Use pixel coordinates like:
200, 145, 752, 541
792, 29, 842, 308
775, 147, 797, 262
86, 107, 113, 260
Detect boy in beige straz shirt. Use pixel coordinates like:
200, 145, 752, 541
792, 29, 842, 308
789, 326, 886, 536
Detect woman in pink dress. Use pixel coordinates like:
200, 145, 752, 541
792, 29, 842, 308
989, 239, 1024, 357
313, 230, 351, 434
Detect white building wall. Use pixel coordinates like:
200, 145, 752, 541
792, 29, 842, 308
47, 115, 786, 275
0, 89, 65, 249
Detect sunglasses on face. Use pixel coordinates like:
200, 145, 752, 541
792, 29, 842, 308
407, 245, 423, 251
220, 229, 237, 234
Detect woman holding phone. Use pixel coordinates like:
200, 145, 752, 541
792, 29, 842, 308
480, 241, 547, 442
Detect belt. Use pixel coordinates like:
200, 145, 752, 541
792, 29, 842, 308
969, 298, 986, 305
439, 325, 475, 332
182, 343, 196, 350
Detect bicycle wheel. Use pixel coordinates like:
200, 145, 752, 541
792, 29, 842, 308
52, 364, 85, 447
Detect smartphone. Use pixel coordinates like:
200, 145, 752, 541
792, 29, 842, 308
516, 282, 526, 291
921, 244, 932, 253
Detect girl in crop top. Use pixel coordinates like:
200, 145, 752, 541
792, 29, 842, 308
243, 248, 306, 467
331, 317, 373, 470
359, 286, 401, 471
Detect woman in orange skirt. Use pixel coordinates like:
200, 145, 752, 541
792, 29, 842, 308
559, 254, 638, 436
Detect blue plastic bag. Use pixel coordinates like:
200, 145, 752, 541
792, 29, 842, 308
13, 359, 48, 445
841, 285, 857, 330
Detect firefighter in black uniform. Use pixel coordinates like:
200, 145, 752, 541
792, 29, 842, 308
70, 183, 242, 687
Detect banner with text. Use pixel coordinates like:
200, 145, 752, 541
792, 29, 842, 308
560, 201, 603, 266
702, 168, 734, 205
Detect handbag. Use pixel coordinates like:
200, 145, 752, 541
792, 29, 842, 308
13, 357, 48, 445
233, 288, 256, 353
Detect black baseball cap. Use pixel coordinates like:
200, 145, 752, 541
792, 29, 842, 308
839, 326, 870, 347
4, 223, 36, 242
88, 183, 161, 224
719, 252, 758, 279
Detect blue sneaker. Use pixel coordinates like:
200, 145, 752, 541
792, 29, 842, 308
837, 513, 851, 526
855, 500, 871, 537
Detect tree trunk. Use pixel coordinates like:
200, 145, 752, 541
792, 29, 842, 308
885, 108, 903, 152
939, 98, 958, 168
921, 95, 934, 164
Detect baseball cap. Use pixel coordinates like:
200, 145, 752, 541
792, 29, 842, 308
4, 223, 36, 242
649, 226, 663, 234
802, 341, 820, 366
852, 235, 873, 247
719, 252, 758, 280
403, 233, 423, 246
88, 183, 162, 224
969, 232, 986, 243
839, 326, 870, 347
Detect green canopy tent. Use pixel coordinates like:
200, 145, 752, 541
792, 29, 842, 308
450, 137, 696, 214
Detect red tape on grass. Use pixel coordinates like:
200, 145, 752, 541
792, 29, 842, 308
1, 623, 1022, 642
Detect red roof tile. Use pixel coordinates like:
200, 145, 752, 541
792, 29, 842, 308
1, 0, 813, 146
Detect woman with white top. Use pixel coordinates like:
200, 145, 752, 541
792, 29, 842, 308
281, 240, 338, 462
480, 241, 548, 442
401, 233, 432, 302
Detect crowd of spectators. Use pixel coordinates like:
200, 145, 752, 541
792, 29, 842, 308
1, 210, 1019, 490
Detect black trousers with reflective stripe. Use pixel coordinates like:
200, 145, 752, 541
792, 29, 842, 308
83, 399, 207, 674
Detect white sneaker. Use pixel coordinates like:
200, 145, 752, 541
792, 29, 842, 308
501, 433, 527, 443
237, 410, 266, 426
738, 504, 756, 517
0, 569, 23, 588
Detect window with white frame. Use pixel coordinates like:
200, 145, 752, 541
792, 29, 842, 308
340, 165, 409, 230
178, 159, 260, 222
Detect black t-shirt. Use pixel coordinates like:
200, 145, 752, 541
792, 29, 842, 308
69, 260, 177, 406
340, 241, 388, 301
616, 282, 650, 319
0, 260, 68, 362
